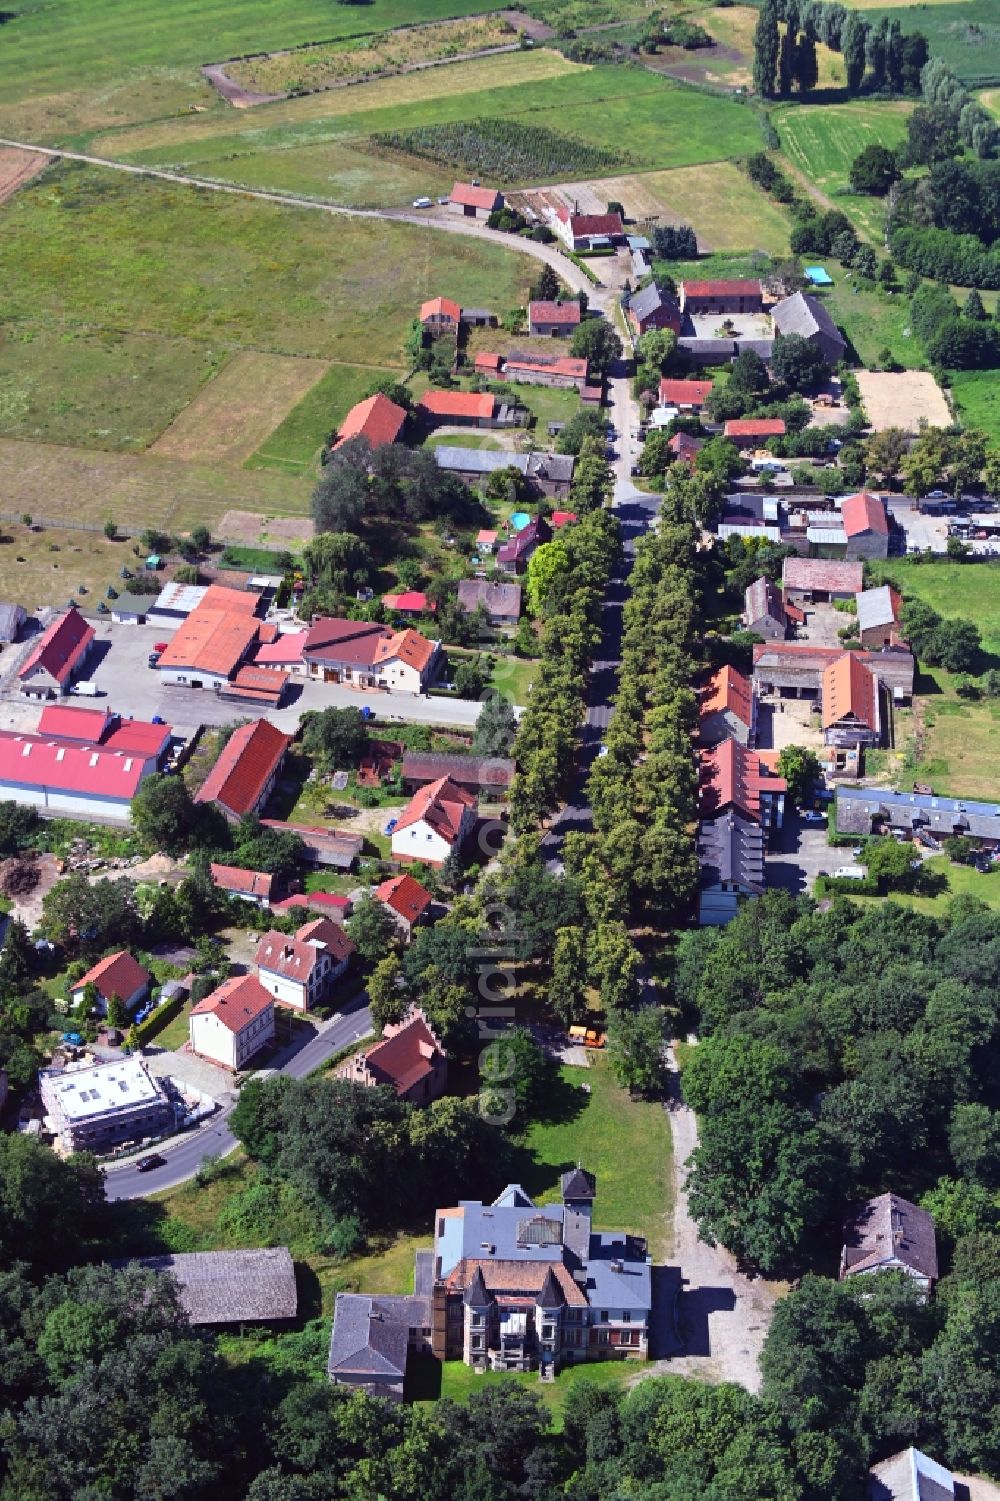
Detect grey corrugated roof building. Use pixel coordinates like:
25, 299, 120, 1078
696, 811, 765, 893
856, 584, 899, 634
836, 784, 1000, 841
118, 1248, 297, 1325
772, 291, 847, 366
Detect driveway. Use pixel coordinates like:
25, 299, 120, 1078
765, 815, 831, 897
641, 1046, 787, 1393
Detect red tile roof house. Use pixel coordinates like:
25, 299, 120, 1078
70, 950, 153, 1018
680, 278, 763, 316
195, 718, 291, 823
189, 973, 276, 1072
210, 863, 273, 907
0, 729, 157, 823
551, 207, 624, 252
822, 653, 881, 749
253, 631, 307, 676
698, 665, 756, 747
303, 618, 440, 694
420, 296, 462, 338
254, 917, 354, 1012
272, 890, 353, 921
390, 775, 477, 867
699, 739, 786, 838
374, 873, 434, 940
723, 417, 786, 450
18, 608, 95, 699
417, 390, 500, 429
528, 300, 582, 338
658, 378, 714, 412
334, 393, 407, 452
449, 181, 503, 219
474, 352, 504, 378
155, 605, 261, 690
337, 1006, 447, 1105
841, 489, 891, 561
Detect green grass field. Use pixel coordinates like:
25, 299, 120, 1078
0, 0, 499, 143
247, 361, 403, 474
100, 61, 760, 207
521, 1056, 673, 1258
951, 369, 1000, 444
777, 100, 913, 242
0, 325, 224, 451
875, 560, 1000, 654
812, 267, 923, 367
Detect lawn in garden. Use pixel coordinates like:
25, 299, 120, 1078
519, 1055, 673, 1259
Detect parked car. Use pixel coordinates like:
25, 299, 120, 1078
802, 810, 826, 824
412, 197, 432, 209
135, 1153, 166, 1173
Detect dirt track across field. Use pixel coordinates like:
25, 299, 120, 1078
0, 145, 49, 203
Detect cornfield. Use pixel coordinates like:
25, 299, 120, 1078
371, 117, 630, 181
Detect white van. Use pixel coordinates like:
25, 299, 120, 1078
71, 680, 100, 697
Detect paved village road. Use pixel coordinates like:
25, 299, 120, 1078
102, 994, 372, 1200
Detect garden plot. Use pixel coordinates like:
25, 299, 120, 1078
150, 352, 330, 464
216, 510, 315, 547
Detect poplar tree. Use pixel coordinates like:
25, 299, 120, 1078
778, 1, 799, 96
753, 0, 780, 97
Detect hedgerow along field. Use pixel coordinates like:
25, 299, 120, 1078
0, 0, 499, 143
227, 14, 515, 96
102, 59, 761, 208
372, 117, 631, 181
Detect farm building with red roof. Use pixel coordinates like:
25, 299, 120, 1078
338, 1007, 447, 1104
420, 296, 462, 335
449, 181, 503, 218
552, 210, 624, 251
504, 352, 588, 390
822, 653, 880, 748
334, 393, 407, 451
417, 390, 498, 427
699, 665, 756, 748
0, 728, 157, 822
680, 279, 762, 315
195, 719, 291, 822
723, 418, 786, 447
841, 490, 890, 560
658, 378, 713, 411
18, 608, 95, 699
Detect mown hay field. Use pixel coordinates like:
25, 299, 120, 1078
777, 100, 913, 241
247, 361, 405, 475
150, 351, 330, 463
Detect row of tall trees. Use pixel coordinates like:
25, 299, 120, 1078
754, 0, 927, 98
508, 507, 620, 832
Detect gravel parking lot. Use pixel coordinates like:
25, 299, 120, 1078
766, 815, 832, 897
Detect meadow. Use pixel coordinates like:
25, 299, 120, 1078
950, 368, 1000, 444
247, 361, 403, 474
98, 59, 760, 206
875, 560, 1000, 655
0, 0, 499, 142
776, 99, 913, 242
622, 162, 793, 254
